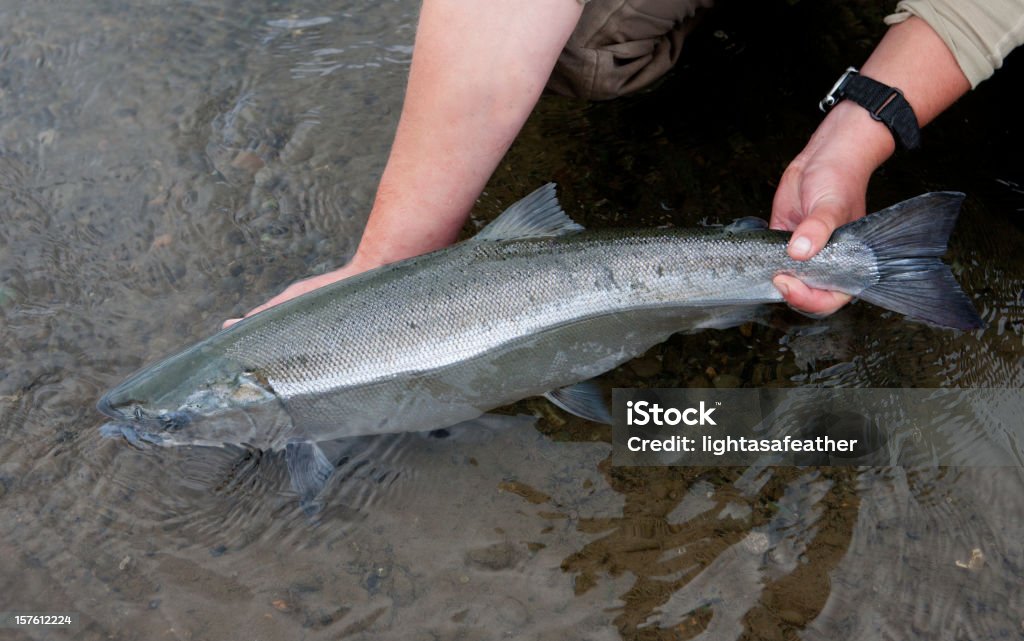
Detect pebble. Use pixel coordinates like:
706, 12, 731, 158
629, 355, 662, 377
231, 151, 265, 173
195, 292, 218, 312
712, 374, 742, 388
465, 542, 521, 571
779, 609, 804, 625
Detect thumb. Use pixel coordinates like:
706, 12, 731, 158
786, 198, 850, 261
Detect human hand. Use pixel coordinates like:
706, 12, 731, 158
769, 13, 972, 317
770, 102, 895, 316
222, 254, 381, 328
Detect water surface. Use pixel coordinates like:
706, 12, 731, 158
2, 1, 1023, 639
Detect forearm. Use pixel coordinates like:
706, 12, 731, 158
885, 0, 1024, 88
351, 0, 583, 270
778, 15, 972, 231
225, 0, 582, 325
817, 15, 972, 179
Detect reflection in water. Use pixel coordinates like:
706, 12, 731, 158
806, 467, 1024, 640
558, 466, 858, 639
1, 0, 1024, 639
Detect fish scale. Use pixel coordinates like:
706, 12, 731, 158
97, 184, 982, 508
224, 231, 867, 397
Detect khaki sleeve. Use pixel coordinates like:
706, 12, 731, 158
885, 0, 1024, 87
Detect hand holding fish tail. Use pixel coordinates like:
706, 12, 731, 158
770, 101, 880, 316
771, 15, 971, 317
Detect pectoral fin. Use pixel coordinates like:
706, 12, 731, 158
544, 382, 612, 424
692, 304, 770, 331
285, 439, 334, 512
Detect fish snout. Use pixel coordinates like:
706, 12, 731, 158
96, 392, 124, 420
97, 390, 192, 433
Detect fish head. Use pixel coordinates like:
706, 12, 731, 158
97, 341, 283, 447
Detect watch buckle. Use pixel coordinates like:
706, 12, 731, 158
819, 66, 859, 113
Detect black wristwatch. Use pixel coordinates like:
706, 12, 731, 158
819, 67, 921, 150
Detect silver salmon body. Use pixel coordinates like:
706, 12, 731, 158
97, 185, 982, 506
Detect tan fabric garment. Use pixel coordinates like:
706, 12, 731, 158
548, 0, 715, 100
886, 0, 1024, 88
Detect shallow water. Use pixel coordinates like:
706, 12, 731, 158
2, 1, 1023, 640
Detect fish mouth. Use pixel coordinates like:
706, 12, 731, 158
96, 391, 192, 432
97, 399, 191, 449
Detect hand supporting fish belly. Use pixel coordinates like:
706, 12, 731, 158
97, 184, 982, 509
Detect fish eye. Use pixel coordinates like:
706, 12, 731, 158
133, 406, 144, 420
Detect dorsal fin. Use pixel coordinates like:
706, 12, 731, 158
724, 216, 770, 233
474, 183, 584, 241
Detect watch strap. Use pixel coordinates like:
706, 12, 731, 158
820, 67, 921, 151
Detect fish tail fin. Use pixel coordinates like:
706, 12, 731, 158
835, 192, 984, 330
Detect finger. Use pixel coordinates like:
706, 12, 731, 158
769, 162, 804, 231
773, 274, 851, 316
220, 272, 340, 329
221, 303, 269, 329
220, 288, 293, 329
221, 295, 282, 328
786, 199, 848, 261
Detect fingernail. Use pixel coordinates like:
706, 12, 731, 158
789, 236, 812, 258
774, 280, 790, 297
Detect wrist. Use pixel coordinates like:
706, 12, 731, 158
817, 101, 896, 173
347, 245, 389, 273
819, 67, 921, 150
348, 231, 446, 271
